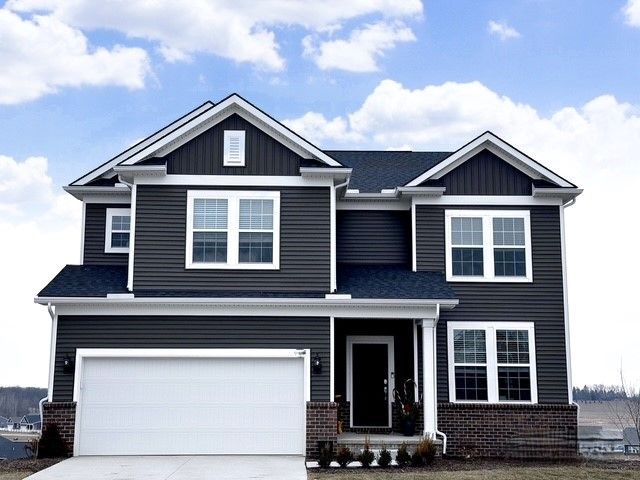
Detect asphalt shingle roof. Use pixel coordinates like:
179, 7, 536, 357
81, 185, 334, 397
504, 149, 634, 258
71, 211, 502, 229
337, 264, 455, 300
325, 150, 451, 193
38, 265, 129, 297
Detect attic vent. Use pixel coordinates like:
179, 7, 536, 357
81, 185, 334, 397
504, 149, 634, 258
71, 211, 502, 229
223, 130, 246, 167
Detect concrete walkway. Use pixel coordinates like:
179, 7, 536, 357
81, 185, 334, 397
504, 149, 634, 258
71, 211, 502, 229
27, 456, 307, 480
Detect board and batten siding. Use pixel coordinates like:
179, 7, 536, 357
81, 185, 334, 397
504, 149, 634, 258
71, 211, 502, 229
336, 210, 411, 265
133, 185, 331, 292
52, 316, 330, 402
83, 203, 130, 266
165, 113, 304, 176
415, 205, 568, 404
423, 150, 532, 195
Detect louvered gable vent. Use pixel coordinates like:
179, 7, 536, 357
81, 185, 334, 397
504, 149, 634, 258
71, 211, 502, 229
223, 130, 246, 166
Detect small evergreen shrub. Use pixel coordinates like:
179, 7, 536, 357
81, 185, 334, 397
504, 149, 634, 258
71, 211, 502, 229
417, 436, 437, 465
377, 447, 392, 468
395, 443, 411, 468
358, 448, 375, 468
336, 446, 354, 468
38, 424, 68, 458
317, 441, 333, 468
411, 450, 424, 467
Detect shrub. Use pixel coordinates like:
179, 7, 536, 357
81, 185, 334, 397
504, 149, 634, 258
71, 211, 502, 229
38, 424, 68, 458
395, 443, 411, 468
336, 446, 354, 468
411, 450, 424, 467
317, 442, 333, 468
417, 437, 437, 465
377, 447, 392, 468
357, 436, 374, 468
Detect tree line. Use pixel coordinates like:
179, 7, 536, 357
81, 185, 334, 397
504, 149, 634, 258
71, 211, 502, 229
0, 387, 47, 418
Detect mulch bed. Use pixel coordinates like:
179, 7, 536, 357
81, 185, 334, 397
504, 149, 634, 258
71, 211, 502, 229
0, 458, 63, 474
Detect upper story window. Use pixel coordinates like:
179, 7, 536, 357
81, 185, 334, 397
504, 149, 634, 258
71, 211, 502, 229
448, 321, 537, 404
223, 130, 246, 167
104, 208, 131, 253
445, 210, 532, 282
186, 190, 280, 269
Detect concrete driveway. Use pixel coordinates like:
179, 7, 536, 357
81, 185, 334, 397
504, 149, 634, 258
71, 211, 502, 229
27, 456, 307, 480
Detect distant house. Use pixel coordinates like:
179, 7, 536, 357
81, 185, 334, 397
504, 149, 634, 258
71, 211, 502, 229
624, 427, 640, 454
21, 415, 42, 431
578, 426, 623, 454
6, 417, 22, 431
0, 416, 8, 430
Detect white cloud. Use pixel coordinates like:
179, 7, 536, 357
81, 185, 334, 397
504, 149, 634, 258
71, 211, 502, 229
6, 0, 423, 72
623, 0, 640, 26
487, 20, 521, 41
0, 9, 150, 105
286, 79, 640, 387
303, 21, 416, 72
0, 155, 80, 387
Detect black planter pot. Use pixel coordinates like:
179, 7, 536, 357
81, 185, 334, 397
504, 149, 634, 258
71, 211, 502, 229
400, 416, 416, 436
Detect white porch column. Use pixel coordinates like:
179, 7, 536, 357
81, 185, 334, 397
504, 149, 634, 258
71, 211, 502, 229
421, 318, 437, 437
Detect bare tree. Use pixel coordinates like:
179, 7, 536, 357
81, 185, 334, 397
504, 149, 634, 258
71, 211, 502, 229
609, 371, 640, 444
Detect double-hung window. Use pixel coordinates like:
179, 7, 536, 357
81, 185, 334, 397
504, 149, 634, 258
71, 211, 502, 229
186, 190, 280, 269
445, 210, 532, 282
104, 208, 131, 253
448, 321, 537, 403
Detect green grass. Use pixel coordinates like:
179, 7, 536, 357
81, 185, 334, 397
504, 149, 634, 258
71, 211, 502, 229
308, 466, 640, 480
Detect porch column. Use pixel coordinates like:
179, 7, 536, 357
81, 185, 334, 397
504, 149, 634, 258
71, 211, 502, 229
421, 318, 437, 437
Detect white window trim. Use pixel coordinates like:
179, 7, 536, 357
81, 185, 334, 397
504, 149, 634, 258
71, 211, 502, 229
447, 321, 538, 404
185, 190, 280, 270
104, 207, 131, 253
445, 209, 533, 282
223, 130, 246, 167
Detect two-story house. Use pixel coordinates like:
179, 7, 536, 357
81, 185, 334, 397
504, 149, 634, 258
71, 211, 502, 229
36, 94, 581, 459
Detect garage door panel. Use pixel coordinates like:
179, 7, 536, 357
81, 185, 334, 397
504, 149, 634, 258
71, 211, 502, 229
76, 355, 306, 455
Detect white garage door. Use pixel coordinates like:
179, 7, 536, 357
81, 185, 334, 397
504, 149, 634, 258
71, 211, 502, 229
75, 352, 307, 456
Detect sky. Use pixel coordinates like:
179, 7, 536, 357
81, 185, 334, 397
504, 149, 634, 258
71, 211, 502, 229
0, 0, 639, 390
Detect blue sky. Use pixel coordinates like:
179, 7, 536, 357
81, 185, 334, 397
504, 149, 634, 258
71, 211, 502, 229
1, 0, 640, 388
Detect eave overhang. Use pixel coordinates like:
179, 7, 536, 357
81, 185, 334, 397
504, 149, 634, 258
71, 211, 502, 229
63, 184, 131, 202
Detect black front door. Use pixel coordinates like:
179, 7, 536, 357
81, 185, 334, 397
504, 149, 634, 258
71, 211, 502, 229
352, 343, 389, 427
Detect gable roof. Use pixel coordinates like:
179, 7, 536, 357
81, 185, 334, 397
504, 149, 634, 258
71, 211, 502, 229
405, 131, 576, 188
327, 151, 451, 193
72, 94, 342, 186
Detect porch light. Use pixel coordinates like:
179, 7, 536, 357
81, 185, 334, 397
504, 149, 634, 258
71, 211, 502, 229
312, 354, 322, 374
63, 355, 75, 374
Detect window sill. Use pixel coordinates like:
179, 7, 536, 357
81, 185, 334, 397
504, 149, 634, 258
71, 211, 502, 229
104, 248, 129, 254
185, 262, 280, 270
446, 276, 533, 283
450, 400, 537, 405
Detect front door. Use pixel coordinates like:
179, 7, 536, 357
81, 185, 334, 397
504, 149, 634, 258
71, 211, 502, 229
349, 338, 393, 427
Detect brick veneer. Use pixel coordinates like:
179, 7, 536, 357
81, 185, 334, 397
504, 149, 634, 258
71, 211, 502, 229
42, 402, 76, 455
306, 402, 337, 459
438, 403, 578, 458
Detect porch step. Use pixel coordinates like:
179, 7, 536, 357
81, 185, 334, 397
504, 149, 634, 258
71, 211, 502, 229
337, 433, 438, 453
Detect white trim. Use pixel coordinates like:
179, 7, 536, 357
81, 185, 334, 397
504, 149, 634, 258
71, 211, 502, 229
413, 195, 563, 206
47, 312, 58, 402
446, 321, 538, 404
104, 208, 131, 254
330, 184, 337, 291
405, 132, 574, 188
185, 190, 280, 270
64, 185, 131, 203
223, 130, 246, 167
72, 347, 310, 456
560, 204, 574, 403
411, 198, 417, 271
70, 102, 214, 186
421, 319, 437, 435
127, 186, 137, 291
135, 174, 334, 187
445, 209, 533, 283
346, 336, 395, 428
330, 317, 335, 401
79, 202, 86, 264
120, 96, 341, 167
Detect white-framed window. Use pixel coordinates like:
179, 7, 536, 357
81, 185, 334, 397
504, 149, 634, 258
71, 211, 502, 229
223, 130, 246, 167
104, 208, 131, 253
445, 210, 533, 282
186, 190, 280, 269
447, 321, 538, 404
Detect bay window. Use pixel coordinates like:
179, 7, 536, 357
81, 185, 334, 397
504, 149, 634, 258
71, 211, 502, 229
448, 322, 537, 403
186, 190, 280, 269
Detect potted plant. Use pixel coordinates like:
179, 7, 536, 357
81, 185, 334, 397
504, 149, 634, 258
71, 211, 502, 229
393, 379, 420, 436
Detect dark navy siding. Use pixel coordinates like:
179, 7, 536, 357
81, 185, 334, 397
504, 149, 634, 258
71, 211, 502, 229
415, 205, 568, 404
53, 316, 330, 402
133, 185, 331, 292
165, 113, 304, 175
337, 210, 411, 265
83, 203, 129, 266
424, 150, 532, 195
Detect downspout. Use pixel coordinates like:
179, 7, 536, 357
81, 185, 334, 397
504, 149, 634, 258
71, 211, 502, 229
331, 178, 350, 293
561, 197, 578, 412
40, 302, 57, 428
433, 303, 448, 455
